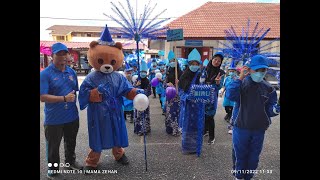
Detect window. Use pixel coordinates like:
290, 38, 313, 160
56, 36, 65, 40
86, 33, 92, 37
175, 47, 182, 58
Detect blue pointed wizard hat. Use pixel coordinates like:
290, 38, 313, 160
99, 24, 115, 45
203, 58, 209, 67
228, 60, 237, 70
140, 60, 148, 72
168, 50, 175, 61
124, 61, 133, 72
188, 48, 201, 63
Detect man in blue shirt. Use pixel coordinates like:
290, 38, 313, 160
40, 42, 83, 179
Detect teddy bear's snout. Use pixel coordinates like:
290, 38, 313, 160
100, 64, 114, 73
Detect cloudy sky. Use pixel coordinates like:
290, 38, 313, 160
40, 0, 279, 40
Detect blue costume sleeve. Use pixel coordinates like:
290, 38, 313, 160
226, 79, 242, 103
78, 77, 95, 110
118, 75, 134, 97
265, 90, 279, 117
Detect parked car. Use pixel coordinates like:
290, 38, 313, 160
265, 67, 280, 90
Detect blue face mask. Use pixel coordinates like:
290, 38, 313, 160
189, 65, 200, 72
169, 62, 176, 68
229, 72, 235, 76
140, 72, 147, 78
251, 71, 266, 82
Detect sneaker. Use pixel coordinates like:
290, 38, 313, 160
83, 166, 97, 175
67, 161, 83, 171
203, 132, 209, 137
47, 173, 65, 180
228, 130, 233, 135
208, 138, 215, 145
116, 154, 129, 165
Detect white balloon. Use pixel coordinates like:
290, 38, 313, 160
132, 75, 138, 82
133, 94, 149, 111
155, 72, 162, 79
155, 69, 160, 73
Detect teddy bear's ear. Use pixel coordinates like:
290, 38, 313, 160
89, 41, 99, 48
114, 42, 123, 50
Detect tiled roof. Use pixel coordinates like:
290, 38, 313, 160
164, 2, 279, 39
46, 25, 104, 35
40, 40, 146, 50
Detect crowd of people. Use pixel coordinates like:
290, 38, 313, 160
40, 42, 280, 180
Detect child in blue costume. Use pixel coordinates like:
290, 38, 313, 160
133, 60, 152, 135
156, 61, 166, 115
165, 51, 183, 136
123, 62, 134, 123
226, 55, 279, 180
148, 59, 158, 98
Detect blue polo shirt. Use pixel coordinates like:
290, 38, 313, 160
40, 64, 79, 125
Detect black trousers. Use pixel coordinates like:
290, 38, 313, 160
44, 119, 79, 170
152, 87, 156, 97
204, 115, 215, 140
158, 94, 162, 106
124, 110, 133, 120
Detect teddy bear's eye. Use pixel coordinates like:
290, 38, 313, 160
98, 58, 104, 64
111, 59, 116, 65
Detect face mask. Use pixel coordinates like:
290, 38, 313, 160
189, 65, 200, 72
140, 72, 147, 78
250, 71, 266, 82
169, 62, 176, 68
229, 72, 235, 76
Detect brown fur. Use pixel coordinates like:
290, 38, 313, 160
89, 88, 102, 102
126, 88, 137, 100
87, 41, 124, 72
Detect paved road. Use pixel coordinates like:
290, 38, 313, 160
40, 76, 280, 180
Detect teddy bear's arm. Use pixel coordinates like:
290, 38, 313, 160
125, 88, 138, 100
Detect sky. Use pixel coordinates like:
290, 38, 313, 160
40, 0, 279, 40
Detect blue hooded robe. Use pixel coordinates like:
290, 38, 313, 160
78, 71, 134, 152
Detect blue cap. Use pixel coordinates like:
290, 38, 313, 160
168, 50, 175, 61
213, 52, 224, 60
51, 42, 69, 54
188, 48, 201, 63
158, 61, 165, 66
247, 55, 269, 70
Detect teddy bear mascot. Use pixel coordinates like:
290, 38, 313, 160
78, 24, 144, 173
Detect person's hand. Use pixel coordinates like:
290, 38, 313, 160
136, 89, 145, 94
239, 66, 250, 80
175, 79, 179, 85
219, 91, 224, 98
65, 90, 76, 102
151, 70, 155, 73
215, 72, 221, 85
167, 82, 174, 87
136, 81, 141, 86
97, 83, 110, 94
